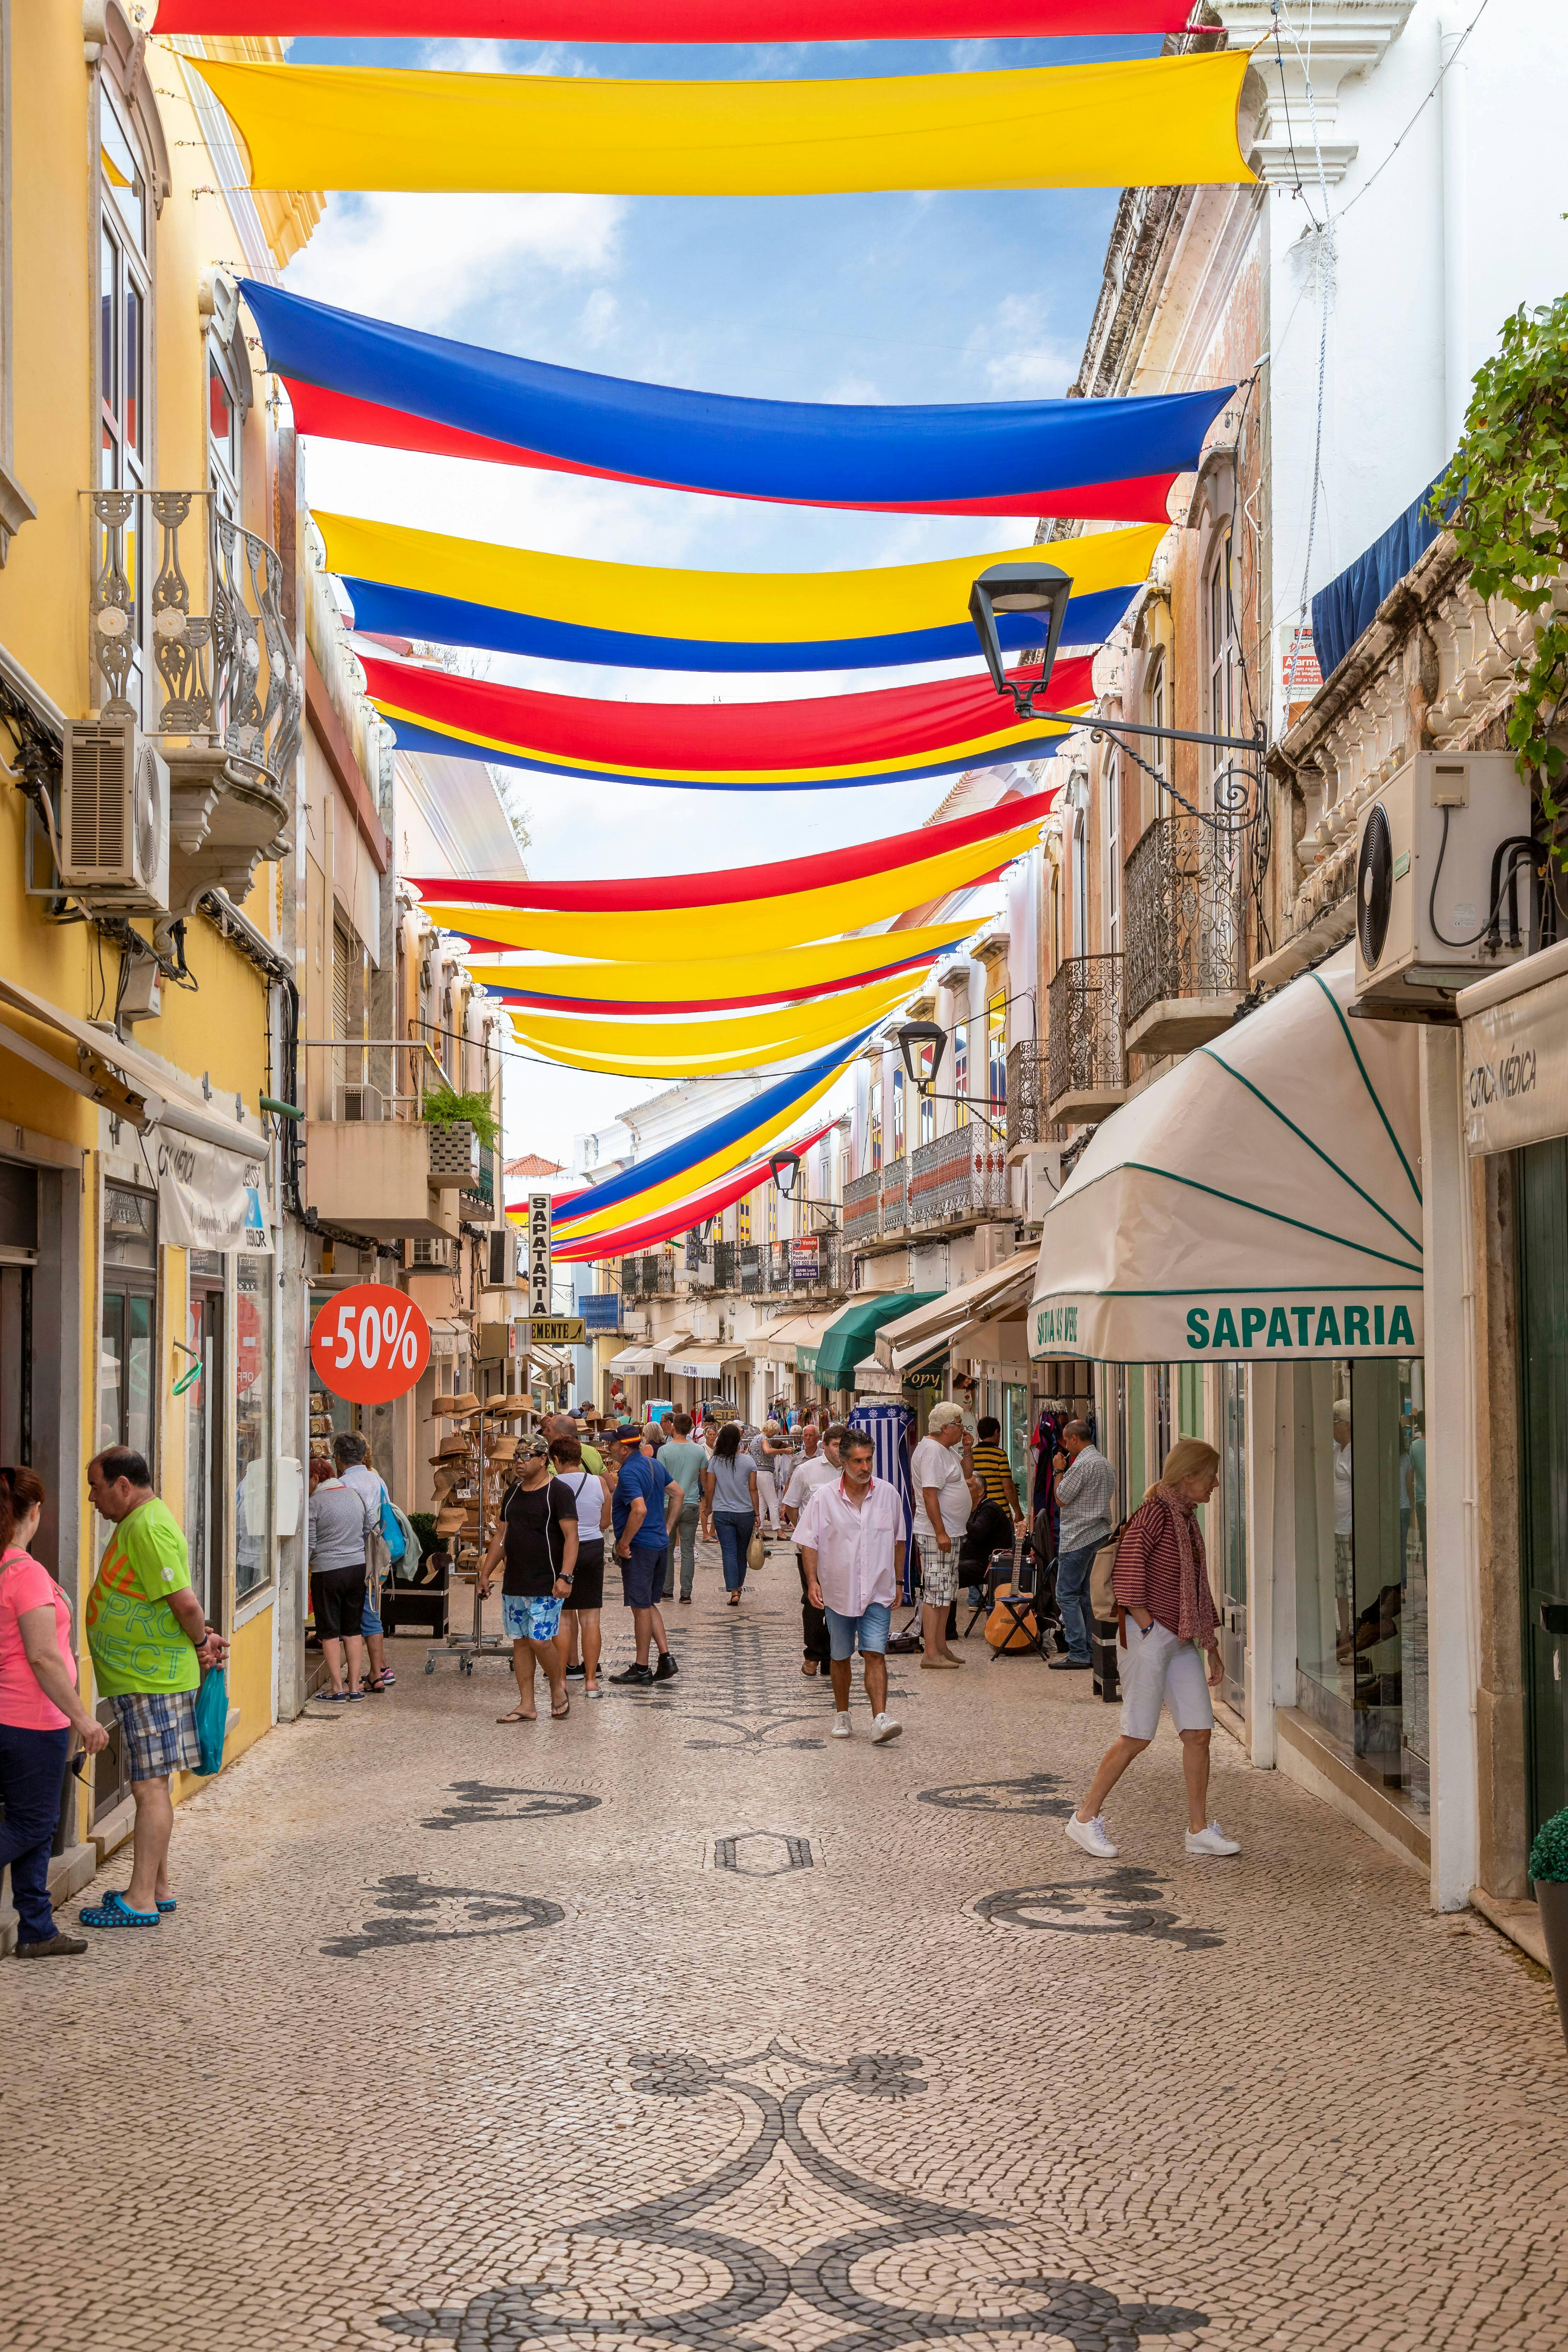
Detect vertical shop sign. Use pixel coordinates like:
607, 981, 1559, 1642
528, 1191, 552, 1317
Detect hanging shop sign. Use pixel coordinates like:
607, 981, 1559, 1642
580, 1292, 622, 1333
310, 1283, 431, 1404
1461, 952, 1568, 1156
528, 1189, 553, 1315
155, 1131, 271, 1254
790, 1236, 821, 1282
522, 1317, 587, 1346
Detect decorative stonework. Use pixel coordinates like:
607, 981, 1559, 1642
419, 1783, 602, 1833
918, 1772, 1075, 1819
322, 1874, 564, 1960
1213, 2, 1416, 185
971, 1870, 1223, 1952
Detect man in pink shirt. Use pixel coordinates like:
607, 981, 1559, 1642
795, 1430, 905, 1744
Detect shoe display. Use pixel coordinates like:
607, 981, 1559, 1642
653, 1651, 679, 1681
1185, 1820, 1242, 1856
870, 1713, 902, 1743
1065, 1813, 1119, 1859
609, 1663, 655, 1686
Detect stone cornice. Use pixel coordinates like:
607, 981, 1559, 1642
1213, 1, 1415, 185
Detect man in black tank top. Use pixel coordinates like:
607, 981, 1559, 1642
478, 1438, 577, 1722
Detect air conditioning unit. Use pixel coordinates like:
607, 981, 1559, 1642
1353, 751, 1535, 1017
60, 718, 169, 909
341, 1084, 385, 1122
408, 1236, 452, 1270
1021, 1146, 1065, 1221
484, 1227, 521, 1287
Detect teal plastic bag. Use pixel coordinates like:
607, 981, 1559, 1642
193, 1666, 228, 1776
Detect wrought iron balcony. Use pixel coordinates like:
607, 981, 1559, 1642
843, 1169, 881, 1245
1046, 955, 1128, 1121
1123, 813, 1245, 1055
907, 1126, 1010, 1227
623, 1251, 677, 1298
879, 1154, 908, 1234
1005, 1039, 1072, 1157
89, 487, 301, 910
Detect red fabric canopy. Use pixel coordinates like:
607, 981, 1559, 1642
539, 1122, 838, 1261
288, 382, 1179, 526
364, 652, 1090, 782
410, 783, 1054, 914
155, 4, 1191, 37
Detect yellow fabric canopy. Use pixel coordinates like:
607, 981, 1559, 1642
556, 1056, 854, 1239
505, 970, 921, 1073
193, 52, 1253, 197
465, 929, 959, 1005
314, 511, 1161, 649
423, 810, 1045, 959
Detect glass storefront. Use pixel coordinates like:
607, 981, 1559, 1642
1293, 1356, 1429, 1810
1218, 1363, 1246, 1713
101, 1182, 156, 1461
235, 1252, 272, 1601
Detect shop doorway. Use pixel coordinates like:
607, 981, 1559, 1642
0, 1261, 31, 1463
1218, 1364, 1246, 1713
186, 1253, 227, 1633
1515, 1139, 1568, 1835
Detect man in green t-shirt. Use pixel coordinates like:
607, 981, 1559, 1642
80, 1447, 226, 1930
658, 1413, 708, 1604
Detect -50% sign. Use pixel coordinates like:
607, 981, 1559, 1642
310, 1284, 431, 1405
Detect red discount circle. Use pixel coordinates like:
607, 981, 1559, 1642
310, 1283, 431, 1406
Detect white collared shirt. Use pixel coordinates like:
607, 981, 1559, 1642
794, 1472, 904, 1616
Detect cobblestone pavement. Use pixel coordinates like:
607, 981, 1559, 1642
6, 1542, 1567, 2352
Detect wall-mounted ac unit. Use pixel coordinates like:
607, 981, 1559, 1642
60, 717, 169, 910
408, 1235, 452, 1270
484, 1227, 521, 1287
1353, 751, 1534, 1017
1021, 1146, 1065, 1221
341, 1084, 385, 1122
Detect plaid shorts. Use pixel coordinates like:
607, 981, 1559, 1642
110, 1688, 202, 1781
919, 1539, 959, 1608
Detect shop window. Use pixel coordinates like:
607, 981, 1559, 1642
1292, 1357, 1429, 1811
1178, 1361, 1204, 1439
868, 1079, 882, 1172
100, 1183, 156, 1465
1004, 1382, 1029, 1501
987, 995, 1006, 1112
1145, 651, 1169, 824
235, 1254, 272, 1601
891, 1067, 905, 1157
97, 89, 151, 722
208, 340, 243, 525
953, 1020, 968, 1130
1218, 1363, 1246, 1712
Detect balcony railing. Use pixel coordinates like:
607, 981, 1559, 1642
686, 1232, 845, 1294
1123, 813, 1245, 1054
843, 1169, 881, 1245
880, 1154, 908, 1234
1004, 1039, 1070, 1156
90, 489, 302, 790
1046, 955, 1128, 1121
907, 1126, 1010, 1227
623, 1252, 677, 1298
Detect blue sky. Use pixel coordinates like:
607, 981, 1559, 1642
283, 33, 1151, 1160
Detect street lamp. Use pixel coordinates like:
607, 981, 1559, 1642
768, 1148, 800, 1197
895, 1020, 947, 1096
968, 562, 1072, 714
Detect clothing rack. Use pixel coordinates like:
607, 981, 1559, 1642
425, 1396, 532, 1677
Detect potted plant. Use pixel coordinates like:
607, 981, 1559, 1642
422, 1081, 499, 1188
1529, 1806, 1568, 2051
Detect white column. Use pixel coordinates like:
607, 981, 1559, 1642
1420, 1024, 1479, 1910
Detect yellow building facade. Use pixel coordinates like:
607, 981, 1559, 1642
0, 1, 322, 1888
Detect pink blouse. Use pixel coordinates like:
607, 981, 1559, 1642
0, 1547, 76, 1731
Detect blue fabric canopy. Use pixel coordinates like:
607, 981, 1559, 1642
340, 577, 1139, 672
240, 278, 1232, 514
1312, 478, 1448, 682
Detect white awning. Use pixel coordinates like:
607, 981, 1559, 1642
665, 1343, 747, 1377
0, 971, 262, 1159
1029, 949, 1423, 1363
650, 1329, 695, 1361
875, 1253, 1037, 1371
747, 1311, 838, 1363
605, 1343, 657, 1372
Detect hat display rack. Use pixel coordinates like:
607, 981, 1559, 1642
424, 1385, 532, 1676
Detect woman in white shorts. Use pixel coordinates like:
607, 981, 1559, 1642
1064, 1439, 1241, 1862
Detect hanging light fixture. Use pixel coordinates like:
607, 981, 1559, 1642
768, 1148, 801, 1197
895, 1020, 947, 1095
968, 561, 1072, 715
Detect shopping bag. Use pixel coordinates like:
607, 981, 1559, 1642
746, 1523, 766, 1573
193, 1665, 228, 1776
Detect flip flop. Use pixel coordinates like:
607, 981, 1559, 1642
551, 1696, 571, 1719
496, 1707, 537, 1723
81, 1890, 160, 1929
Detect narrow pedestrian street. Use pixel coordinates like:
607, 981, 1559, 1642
7, 1548, 1564, 2352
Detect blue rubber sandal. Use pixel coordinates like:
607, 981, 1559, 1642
157, 1898, 176, 1914
81, 1889, 161, 1929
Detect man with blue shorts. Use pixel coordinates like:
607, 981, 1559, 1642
795, 1430, 904, 1745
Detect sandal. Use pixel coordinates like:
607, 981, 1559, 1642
81, 1889, 160, 1930
496, 1706, 537, 1723
157, 1897, 177, 1914
551, 1695, 571, 1719
726, 1592, 741, 1607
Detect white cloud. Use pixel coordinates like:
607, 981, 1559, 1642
968, 294, 1077, 400
284, 191, 627, 332
580, 288, 618, 346
825, 374, 881, 405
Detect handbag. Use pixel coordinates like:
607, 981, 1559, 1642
746, 1523, 766, 1573
193, 1665, 228, 1776
1089, 1531, 1122, 1620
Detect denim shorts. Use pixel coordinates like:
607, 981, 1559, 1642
502, 1593, 563, 1643
360, 1595, 383, 1638
823, 1601, 892, 1660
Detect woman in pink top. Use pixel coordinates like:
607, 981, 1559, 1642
0, 1467, 108, 1958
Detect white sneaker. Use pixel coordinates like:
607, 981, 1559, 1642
1185, 1820, 1241, 1857
870, 1712, 902, 1744
1065, 1813, 1119, 1860
830, 1712, 852, 1737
